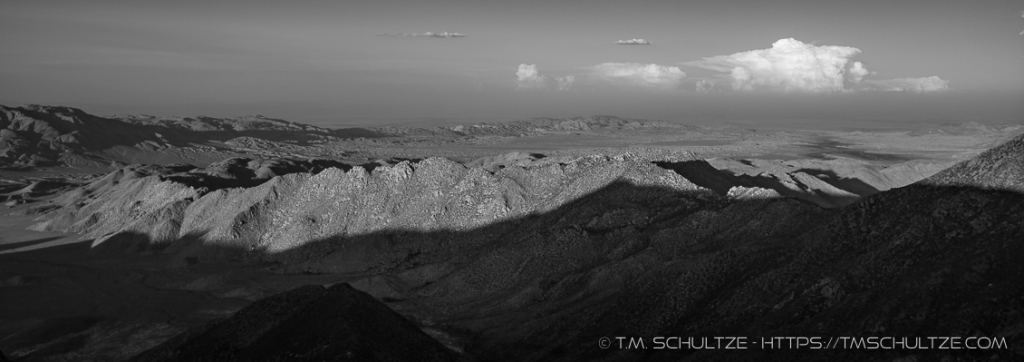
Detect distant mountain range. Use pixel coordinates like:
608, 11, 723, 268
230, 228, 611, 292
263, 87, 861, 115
0, 105, 707, 168
0, 104, 345, 168
4, 103, 1017, 170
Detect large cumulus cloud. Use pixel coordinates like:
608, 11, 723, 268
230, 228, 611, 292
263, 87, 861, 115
591, 63, 686, 89
687, 38, 858, 93
686, 38, 949, 93
515, 64, 574, 90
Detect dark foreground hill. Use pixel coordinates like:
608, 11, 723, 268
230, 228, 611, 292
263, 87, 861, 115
6, 134, 1024, 361
129, 283, 464, 362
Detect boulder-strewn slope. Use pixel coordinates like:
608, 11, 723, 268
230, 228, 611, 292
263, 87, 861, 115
922, 132, 1024, 192
129, 283, 465, 362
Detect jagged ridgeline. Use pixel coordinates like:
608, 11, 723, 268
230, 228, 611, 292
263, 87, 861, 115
27, 153, 740, 264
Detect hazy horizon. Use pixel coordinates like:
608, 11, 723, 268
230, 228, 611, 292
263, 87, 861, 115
2, 0, 1022, 126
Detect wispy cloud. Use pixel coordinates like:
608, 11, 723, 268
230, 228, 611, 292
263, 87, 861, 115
515, 64, 574, 90
616, 38, 651, 45
376, 31, 466, 38
555, 75, 576, 91
590, 63, 685, 89
860, 76, 950, 93
684, 38, 949, 93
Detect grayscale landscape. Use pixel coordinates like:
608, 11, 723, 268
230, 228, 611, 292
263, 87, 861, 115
2, 1, 1023, 361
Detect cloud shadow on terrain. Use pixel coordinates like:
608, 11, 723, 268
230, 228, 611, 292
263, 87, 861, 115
0, 236, 65, 252
656, 160, 871, 207
4, 172, 1023, 361
794, 168, 881, 196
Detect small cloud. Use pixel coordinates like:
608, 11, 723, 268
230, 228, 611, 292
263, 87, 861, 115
377, 31, 466, 38
516, 64, 546, 89
515, 64, 573, 90
848, 61, 870, 83
556, 75, 576, 91
695, 80, 715, 93
591, 63, 686, 89
861, 76, 950, 93
616, 38, 651, 45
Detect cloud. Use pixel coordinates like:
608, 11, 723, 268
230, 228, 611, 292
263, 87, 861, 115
616, 38, 651, 45
515, 64, 574, 90
515, 64, 546, 89
695, 80, 715, 93
861, 76, 950, 93
591, 63, 686, 89
848, 61, 870, 83
556, 75, 576, 91
377, 31, 466, 38
685, 38, 950, 93
686, 38, 859, 93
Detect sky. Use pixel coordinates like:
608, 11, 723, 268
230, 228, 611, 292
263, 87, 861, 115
1, 0, 1022, 126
